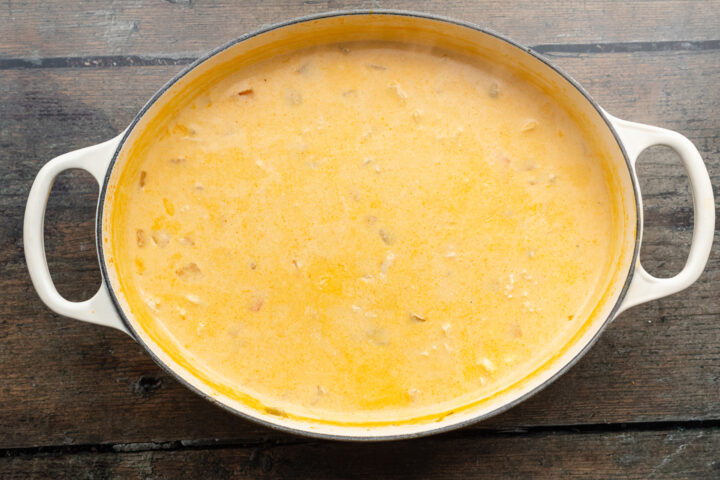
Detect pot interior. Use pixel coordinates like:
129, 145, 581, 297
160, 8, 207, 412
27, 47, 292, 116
100, 12, 637, 439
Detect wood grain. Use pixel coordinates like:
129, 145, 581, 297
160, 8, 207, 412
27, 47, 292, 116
1, 47, 718, 450
2, 428, 719, 479
1, 0, 719, 59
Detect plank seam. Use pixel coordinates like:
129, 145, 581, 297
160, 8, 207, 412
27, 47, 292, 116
0, 40, 718, 70
2, 419, 719, 459
533, 39, 720, 55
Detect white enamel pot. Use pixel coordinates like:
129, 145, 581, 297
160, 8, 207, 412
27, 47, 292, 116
23, 11, 715, 440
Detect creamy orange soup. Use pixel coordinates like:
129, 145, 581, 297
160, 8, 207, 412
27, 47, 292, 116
109, 43, 621, 424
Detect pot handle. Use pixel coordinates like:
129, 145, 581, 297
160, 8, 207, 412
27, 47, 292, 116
608, 115, 715, 314
24, 135, 131, 335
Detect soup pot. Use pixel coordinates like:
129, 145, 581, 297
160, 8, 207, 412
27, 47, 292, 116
24, 11, 715, 440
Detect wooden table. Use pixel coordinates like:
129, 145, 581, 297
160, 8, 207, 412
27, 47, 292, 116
2, 1, 718, 478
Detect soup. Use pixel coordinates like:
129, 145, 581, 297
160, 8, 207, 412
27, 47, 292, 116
108, 42, 621, 424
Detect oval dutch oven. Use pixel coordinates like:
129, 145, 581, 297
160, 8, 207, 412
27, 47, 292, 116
24, 11, 715, 440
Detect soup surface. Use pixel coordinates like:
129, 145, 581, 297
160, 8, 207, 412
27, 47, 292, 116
109, 42, 621, 424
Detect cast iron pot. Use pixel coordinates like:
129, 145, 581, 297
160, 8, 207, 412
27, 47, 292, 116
24, 11, 715, 440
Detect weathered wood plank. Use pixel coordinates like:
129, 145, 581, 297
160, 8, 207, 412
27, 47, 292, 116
1, 50, 718, 449
2, 428, 719, 479
1, 0, 719, 59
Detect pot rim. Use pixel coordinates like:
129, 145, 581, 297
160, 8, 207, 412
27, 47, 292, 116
96, 9, 641, 441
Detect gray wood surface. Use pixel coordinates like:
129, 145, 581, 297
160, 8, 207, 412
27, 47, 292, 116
2, 1, 719, 59
1, 1, 718, 477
